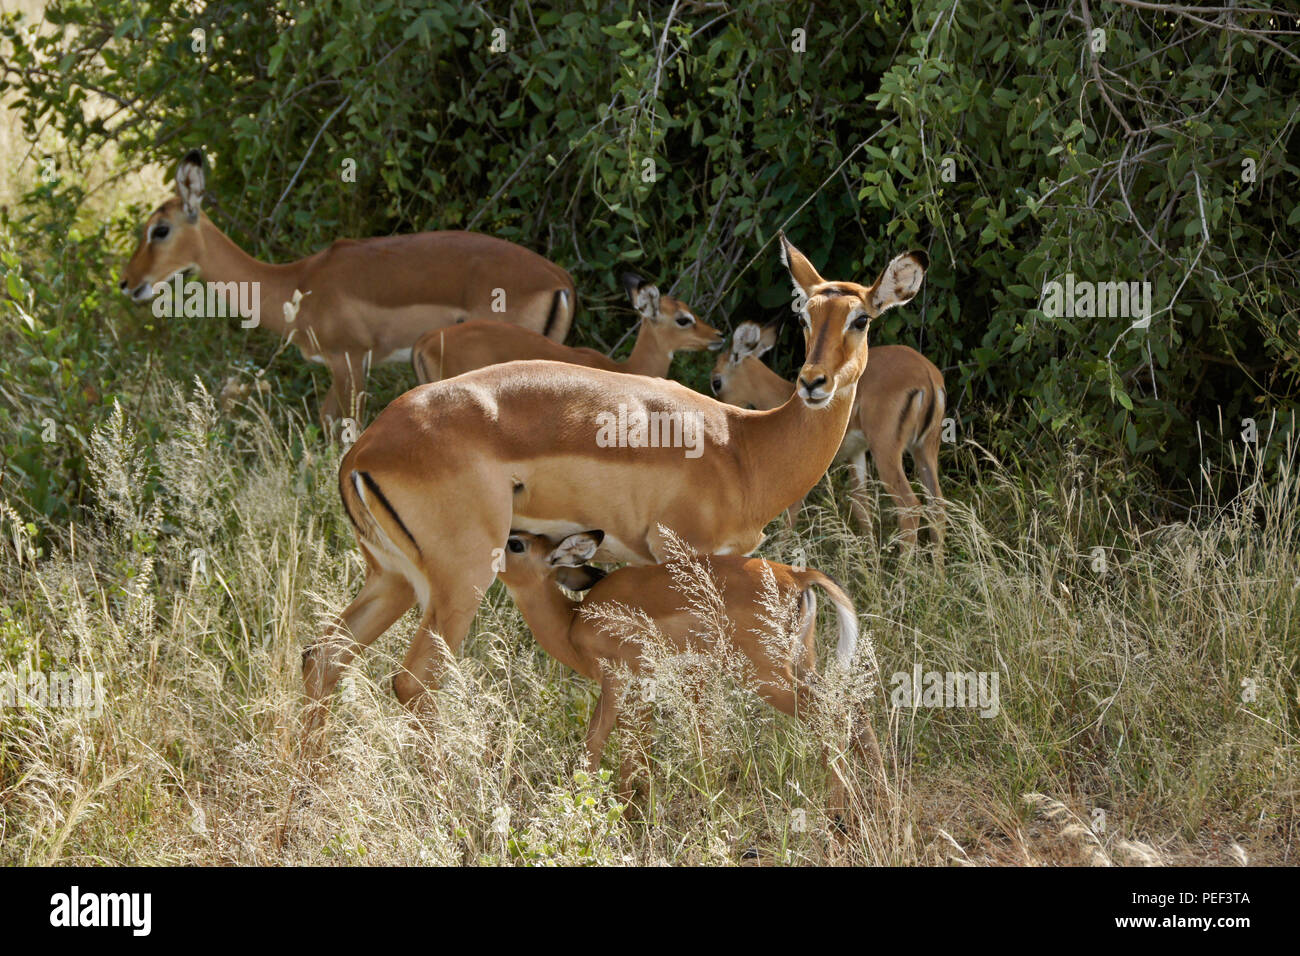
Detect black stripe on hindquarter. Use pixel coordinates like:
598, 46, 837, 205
358, 471, 421, 556
542, 289, 566, 340
918, 384, 938, 441
897, 388, 922, 443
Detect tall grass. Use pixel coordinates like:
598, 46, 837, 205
1, 376, 1294, 865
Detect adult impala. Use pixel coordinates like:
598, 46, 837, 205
494, 529, 885, 814
119, 150, 576, 425
712, 319, 945, 553
410, 272, 723, 384
302, 234, 926, 726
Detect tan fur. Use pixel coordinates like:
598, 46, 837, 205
301, 235, 925, 738
411, 285, 722, 384
120, 152, 575, 426
494, 530, 885, 817
713, 325, 945, 556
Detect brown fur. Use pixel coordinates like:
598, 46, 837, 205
495, 530, 885, 817
120, 152, 575, 426
713, 325, 945, 556
301, 235, 925, 741
411, 283, 722, 384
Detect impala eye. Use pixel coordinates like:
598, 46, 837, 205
150, 224, 171, 241
851, 313, 868, 331
507, 537, 526, 554
675, 315, 693, 327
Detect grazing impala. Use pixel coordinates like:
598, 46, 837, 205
119, 150, 576, 425
494, 529, 885, 812
712, 319, 945, 553
302, 234, 926, 728
410, 273, 724, 384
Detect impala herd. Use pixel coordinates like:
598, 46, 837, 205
122, 151, 947, 818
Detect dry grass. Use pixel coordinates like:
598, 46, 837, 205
0, 377, 1294, 866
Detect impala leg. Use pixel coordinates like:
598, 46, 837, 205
322, 352, 369, 432
783, 496, 804, 529
618, 679, 654, 813
846, 451, 873, 536
759, 677, 886, 829
915, 435, 945, 565
586, 674, 620, 774
392, 592, 482, 714
875, 453, 921, 550
302, 566, 415, 747
388, 476, 513, 713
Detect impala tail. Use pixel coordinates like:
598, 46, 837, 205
797, 569, 858, 668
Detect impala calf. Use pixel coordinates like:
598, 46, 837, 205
303, 234, 926, 732
712, 319, 945, 553
496, 529, 885, 814
119, 150, 576, 425
410, 273, 723, 384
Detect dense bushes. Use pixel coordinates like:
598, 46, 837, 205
1, 0, 1297, 523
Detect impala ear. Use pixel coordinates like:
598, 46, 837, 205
867, 249, 928, 314
548, 530, 604, 567
731, 321, 764, 359
176, 149, 205, 223
623, 273, 661, 321
756, 320, 779, 356
777, 231, 825, 300
556, 565, 606, 593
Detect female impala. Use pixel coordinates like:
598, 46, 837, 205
494, 529, 885, 812
119, 150, 576, 425
712, 319, 945, 554
302, 234, 926, 729
410, 273, 723, 384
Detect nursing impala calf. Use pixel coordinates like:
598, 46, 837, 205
302, 234, 926, 733
119, 150, 576, 426
712, 319, 945, 554
410, 273, 723, 384
495, 529, 885, 813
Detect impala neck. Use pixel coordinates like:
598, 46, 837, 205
505, 579, 594, 679
193, 214, 303, 338
738, 382, 859, 523
621, 321, 674, 378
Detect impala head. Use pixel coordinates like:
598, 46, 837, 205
500, 530, 607, 593
711, 319, 779, 402
779, 232, 927, 408
119, 149, 208, 302
622, 273, 725, 354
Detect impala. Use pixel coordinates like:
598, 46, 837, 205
495, 529, 885, 813
302, 234, 926, 728
712, 319, 945, 553
410, 272, 723, 384
119, 150, 576, 425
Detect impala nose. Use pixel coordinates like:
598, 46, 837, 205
797, 371, 832, 407
118, 279, 128, 291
